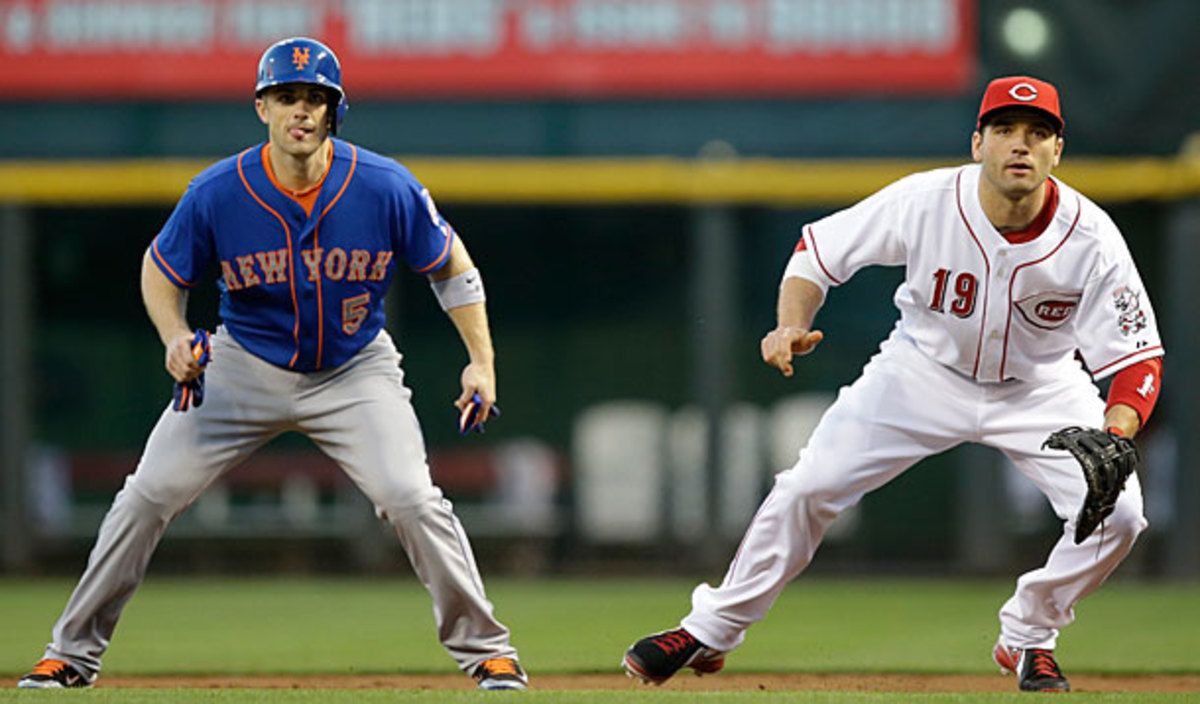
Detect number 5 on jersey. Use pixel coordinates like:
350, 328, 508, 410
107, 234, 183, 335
343, 294, 370, 335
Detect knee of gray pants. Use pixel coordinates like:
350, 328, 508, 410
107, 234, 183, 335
373, 485, 446, 523
122, 454, 229, 522
114, 477, 189, 525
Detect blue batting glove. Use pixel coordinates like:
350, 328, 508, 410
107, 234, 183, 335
190, 328, 212, 367
172, 329, 211, 413
172, 375, 205, 412
458, 392, 500, 435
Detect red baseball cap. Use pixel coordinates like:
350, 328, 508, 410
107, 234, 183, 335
977, 75, 1064, 134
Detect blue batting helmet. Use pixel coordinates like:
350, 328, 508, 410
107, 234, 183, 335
255, 37, 347, 134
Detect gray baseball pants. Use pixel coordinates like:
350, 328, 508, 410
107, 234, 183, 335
40, 328, 516, 677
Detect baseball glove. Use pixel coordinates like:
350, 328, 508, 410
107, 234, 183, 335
1043, 426, 1139, 544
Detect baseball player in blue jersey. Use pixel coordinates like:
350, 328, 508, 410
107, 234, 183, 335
18, 37, 527, 691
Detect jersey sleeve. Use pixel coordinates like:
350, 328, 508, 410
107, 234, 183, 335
150, 182, 215, 288
397, 174, 455, 274
1073, 235, 1164, 380
801, 181, 909, 287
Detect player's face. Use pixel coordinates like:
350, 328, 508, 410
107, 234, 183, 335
255, 84, 331, 156
971, 111, 1063, 200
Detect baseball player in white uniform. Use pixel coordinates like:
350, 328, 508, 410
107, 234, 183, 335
623, 76, 1164, 692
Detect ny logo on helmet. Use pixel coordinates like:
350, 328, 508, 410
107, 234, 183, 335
292, 47, 310, 70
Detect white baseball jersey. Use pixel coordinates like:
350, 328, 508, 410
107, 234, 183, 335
798, 164, 1163, 383
681, 162, 1159, 656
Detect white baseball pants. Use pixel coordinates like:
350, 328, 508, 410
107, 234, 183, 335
682, 330, 1147, 652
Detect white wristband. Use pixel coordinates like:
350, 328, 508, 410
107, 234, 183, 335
430, 267, 486, 311
782, 250, 829, 295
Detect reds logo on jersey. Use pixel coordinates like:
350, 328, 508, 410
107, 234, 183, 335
1014, 291, 1081, 330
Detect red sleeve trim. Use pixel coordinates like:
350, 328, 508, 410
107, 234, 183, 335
1105, 356, 1163, 426
1090, 346, 1164, 377
805, 225, 842, 285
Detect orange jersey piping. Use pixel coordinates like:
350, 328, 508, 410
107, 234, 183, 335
414, 226, 454, 274
151, 236, 194, 287
311, 143, 359, 369
260, 141, 333, 218
237, 147, 302, 368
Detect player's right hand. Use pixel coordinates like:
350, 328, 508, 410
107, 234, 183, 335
165, 329, 209, 383
761, 326, 824, 377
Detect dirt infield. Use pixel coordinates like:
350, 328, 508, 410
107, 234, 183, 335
98, 672, 1200, 692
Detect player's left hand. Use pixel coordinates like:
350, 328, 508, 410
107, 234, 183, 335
1043, 426, 1140, 544
458, 392, 501, 435
456, 362, 498, 434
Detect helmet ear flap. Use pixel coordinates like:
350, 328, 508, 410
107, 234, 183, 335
322, 87, 340, 135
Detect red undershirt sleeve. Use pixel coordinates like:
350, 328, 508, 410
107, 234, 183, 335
1104, 356, 1163, 429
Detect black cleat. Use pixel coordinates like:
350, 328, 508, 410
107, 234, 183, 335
472, 657, 528, 690
993, 642, 1071, 692
622, 628, 725, 685
17, 659, 94, 689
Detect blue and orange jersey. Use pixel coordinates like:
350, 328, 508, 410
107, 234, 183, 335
150, 138, 454, 371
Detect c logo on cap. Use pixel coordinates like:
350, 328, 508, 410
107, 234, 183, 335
1008, 83, 1039, 101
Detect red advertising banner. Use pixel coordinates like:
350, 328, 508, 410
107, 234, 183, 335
0, 0, 975, 99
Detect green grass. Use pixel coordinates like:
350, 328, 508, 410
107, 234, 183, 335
1, 692, 1199, 703
1, 576, 1197, 702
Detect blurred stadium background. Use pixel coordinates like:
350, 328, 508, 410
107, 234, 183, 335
1, 0, 1198, 584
